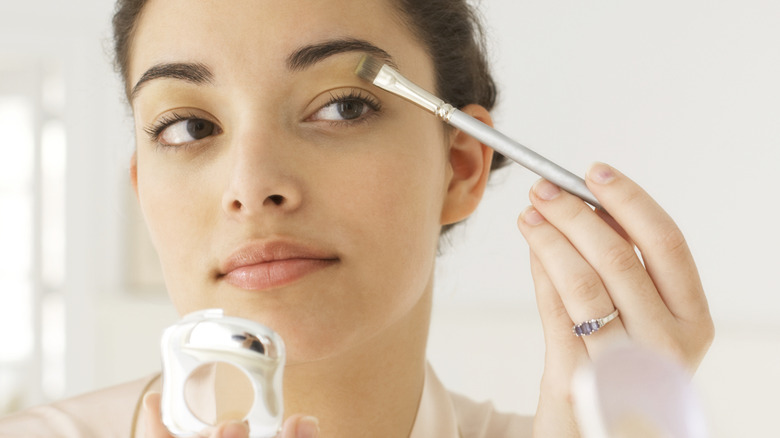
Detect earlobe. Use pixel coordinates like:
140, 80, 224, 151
130, 152, 139, 198
440, 104, 494, 226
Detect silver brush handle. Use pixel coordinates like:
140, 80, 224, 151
447, 109, 602, 209
365, 61, 601, 208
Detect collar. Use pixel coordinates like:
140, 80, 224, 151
409, 363, 461, 438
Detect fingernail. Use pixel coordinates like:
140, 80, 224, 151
588, 162, 616, 184
521, 206, 545, 226
221, 421, 249, 438
297, 416, 320, 438
532, 179, 561, 200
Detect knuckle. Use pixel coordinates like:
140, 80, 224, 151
562, 201, 589, 222
568, 271, 604, 304
705, 319, 716, 343
617, 185, 645, 207
603, 243, 639, 274
696, 317, 716, 347
656, 226, 688, 255
546, 303, 573, 327
668, 318, 715, 369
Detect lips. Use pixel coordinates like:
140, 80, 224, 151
218, 240, 339, 291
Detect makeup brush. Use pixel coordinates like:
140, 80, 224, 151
355, 55, 602, 210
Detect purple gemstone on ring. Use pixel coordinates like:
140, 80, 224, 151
582, 322, 592, 335
573, 320, 602, 336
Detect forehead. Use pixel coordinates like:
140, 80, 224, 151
129, 0, 430, 87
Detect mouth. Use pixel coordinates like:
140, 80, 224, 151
218, 240, 339, 291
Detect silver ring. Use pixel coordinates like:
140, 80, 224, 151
572, 309, 619, 337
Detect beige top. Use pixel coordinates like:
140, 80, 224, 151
0, 364, 531, 437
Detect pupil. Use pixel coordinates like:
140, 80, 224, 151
337, 100, 364, 120
187, 119, 214, 139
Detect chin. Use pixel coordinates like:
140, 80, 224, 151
279, 326, 365, 366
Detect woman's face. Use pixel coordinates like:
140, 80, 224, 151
129, 0, 458, 362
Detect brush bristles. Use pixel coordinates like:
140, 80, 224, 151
354, 55, 384, 83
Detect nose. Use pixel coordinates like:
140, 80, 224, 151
221, 129, 304, 217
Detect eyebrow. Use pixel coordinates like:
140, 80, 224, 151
287, 37, 397, 71
130, 38, 395, 100
130, 62, 214, 100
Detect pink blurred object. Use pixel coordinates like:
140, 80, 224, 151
572, 343, 709, 438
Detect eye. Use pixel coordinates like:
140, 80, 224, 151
308, 90, 381, 124
317, 99, 367, 121
160, 118, 218, 145
145, 114, 221, 147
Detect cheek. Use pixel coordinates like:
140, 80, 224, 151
333, 123, 449, 288
135, 153, 217, 286
334, 125, 447, 232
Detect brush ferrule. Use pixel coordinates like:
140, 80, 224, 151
373, 65, 448, 117
435, 103, 456, 122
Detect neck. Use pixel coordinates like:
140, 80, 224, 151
283, 286, 432, 438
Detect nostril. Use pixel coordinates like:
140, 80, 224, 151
266, 195, 284, 206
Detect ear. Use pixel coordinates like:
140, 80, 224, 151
440, 104, 494, 226
130, 151, 139, 197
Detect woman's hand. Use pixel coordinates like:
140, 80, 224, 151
141, 392, 320, 438
516, 162, 714, 437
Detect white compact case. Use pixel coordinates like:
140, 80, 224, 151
160, 309, 286, 437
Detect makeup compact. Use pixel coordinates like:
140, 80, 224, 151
160, 309, 285, 438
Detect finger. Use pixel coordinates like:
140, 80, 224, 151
210, 421, 249, 438
143, 392, 175, 438
595, 207, 631, 243
529, 179, 673, 335
518, 206, 627, 356
529, 251, 587, 365
585, 162, 709, 323
527, 251, 583, 434
281, 414, 320, 438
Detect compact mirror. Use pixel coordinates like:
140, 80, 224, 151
160, 309, 285, 438
183, 362, 255, 426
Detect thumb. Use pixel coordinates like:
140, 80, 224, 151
280, 414, 320, 438
211, 420, 249, 438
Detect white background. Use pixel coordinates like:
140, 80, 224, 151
1, 0, 778, 436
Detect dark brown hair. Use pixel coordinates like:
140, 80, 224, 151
111, 0, 145, 94
389, 0, 505, 172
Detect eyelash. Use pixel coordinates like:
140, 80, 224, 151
143, 112, 200, 143
142, 90, 382, 146
317, 90, 382, 126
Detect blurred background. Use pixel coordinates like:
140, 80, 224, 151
0, 0, 777, 436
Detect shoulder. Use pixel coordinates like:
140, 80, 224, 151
450, 391, 534, 438
0, 374, 158, 438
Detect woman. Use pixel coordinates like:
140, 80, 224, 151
0, 0, 713, 437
